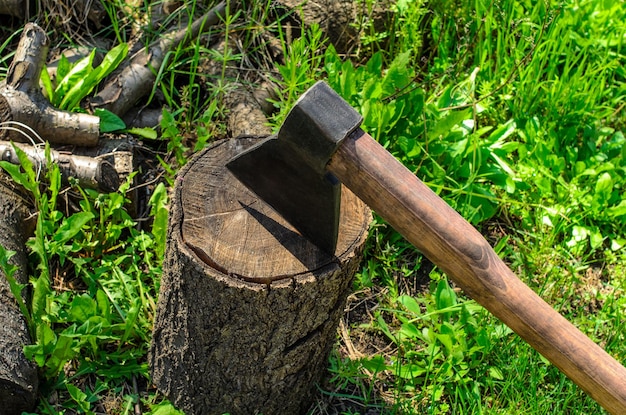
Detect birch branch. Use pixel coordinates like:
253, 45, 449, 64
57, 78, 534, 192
0, 23, 100, 147
0, 141, 120, 192
91, 1, 229, 117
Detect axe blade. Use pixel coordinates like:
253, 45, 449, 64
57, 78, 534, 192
226, 135, 341, 254
227, 81, 363, 254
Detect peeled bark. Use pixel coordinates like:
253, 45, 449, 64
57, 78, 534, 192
150, 137, 372, 415
0, 23, 100, 147
0, 174, 38, 414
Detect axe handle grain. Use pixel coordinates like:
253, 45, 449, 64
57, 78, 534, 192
327, 130, 626, 414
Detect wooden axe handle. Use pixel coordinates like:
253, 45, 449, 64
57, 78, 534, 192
328, 130, 626, 414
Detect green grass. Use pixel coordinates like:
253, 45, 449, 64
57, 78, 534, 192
310, 0, 626, 413
0, 0, 624, 413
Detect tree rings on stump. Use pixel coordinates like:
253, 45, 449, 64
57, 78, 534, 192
150, 137, 372, 415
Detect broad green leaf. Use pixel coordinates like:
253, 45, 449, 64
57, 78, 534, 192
0, 144, 38, 195
69, 293, 97, 322
0, 161, 32, 192
363, 76, 383, 101
595, 172, 612, 201
40, 66, 54, 101
397, 295, 421, 316
55, 50, 95, 108
149, 182, 169, 257
127, 126, 158, 139
95, 108, 126, 132
435, 332, 455, 355
428, 108, 472, 140
361, 355, 387, 373
151, 403, 185, 415
46, 334, 75, 376
95, 42, 129, 79
437, 84, 455, 109
38, 322, 57, 351
0, 245, 16, 273
96, 289, 110, 320
434, 279, 457, 314
607, 200, 626, 218
54, 212, 94, 244
31, 274, 51, 324
55, 54, 71, 89
422, 326, 435, 343
488, 366, 504, 380
23, 343, 45, 367
395, 0, 411, 13
394, 362, 427, 380
365, 51, 383, 78
60, 43, 128, 110
66, 383, 90, 412
24, 323, 54, 366
339, 60, 357, 99
397, 136, 421, 159
381, 50, 412, 96
487, 120, 517, 147
590, 229, 605, 249
475, 328, 490, 349
611, 238, 626, 250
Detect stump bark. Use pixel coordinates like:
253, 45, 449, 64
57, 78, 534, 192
0, 174, 38, 414
150, 137, 371, 415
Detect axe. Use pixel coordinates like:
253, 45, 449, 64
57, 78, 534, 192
227, 81, 626, 413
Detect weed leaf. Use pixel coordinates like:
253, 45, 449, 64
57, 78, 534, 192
149, 182, 169, 257
435, 279, 457, 320
66, 383, 91, 413
54, 212, 94, 244
428, 109, 472, 140
56, 50, 95, 108
151, 403, 185, 415
127, 126, 158, 139
40, 65, 54, 101
96, 108, 126, 132
398, 295, 421, 316
69, 293, 98, 322
59, 43, 128, 110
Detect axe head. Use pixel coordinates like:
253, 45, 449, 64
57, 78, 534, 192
226, 81, 363, 254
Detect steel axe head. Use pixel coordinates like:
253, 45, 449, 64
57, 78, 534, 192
226, 81, 363, 254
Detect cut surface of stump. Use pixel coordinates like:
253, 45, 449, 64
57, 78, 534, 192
150, 137, 372, 415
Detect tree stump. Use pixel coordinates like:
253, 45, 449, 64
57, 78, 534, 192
150, 137, 372, 415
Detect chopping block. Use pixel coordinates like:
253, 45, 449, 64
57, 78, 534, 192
149, 137, 372, 415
